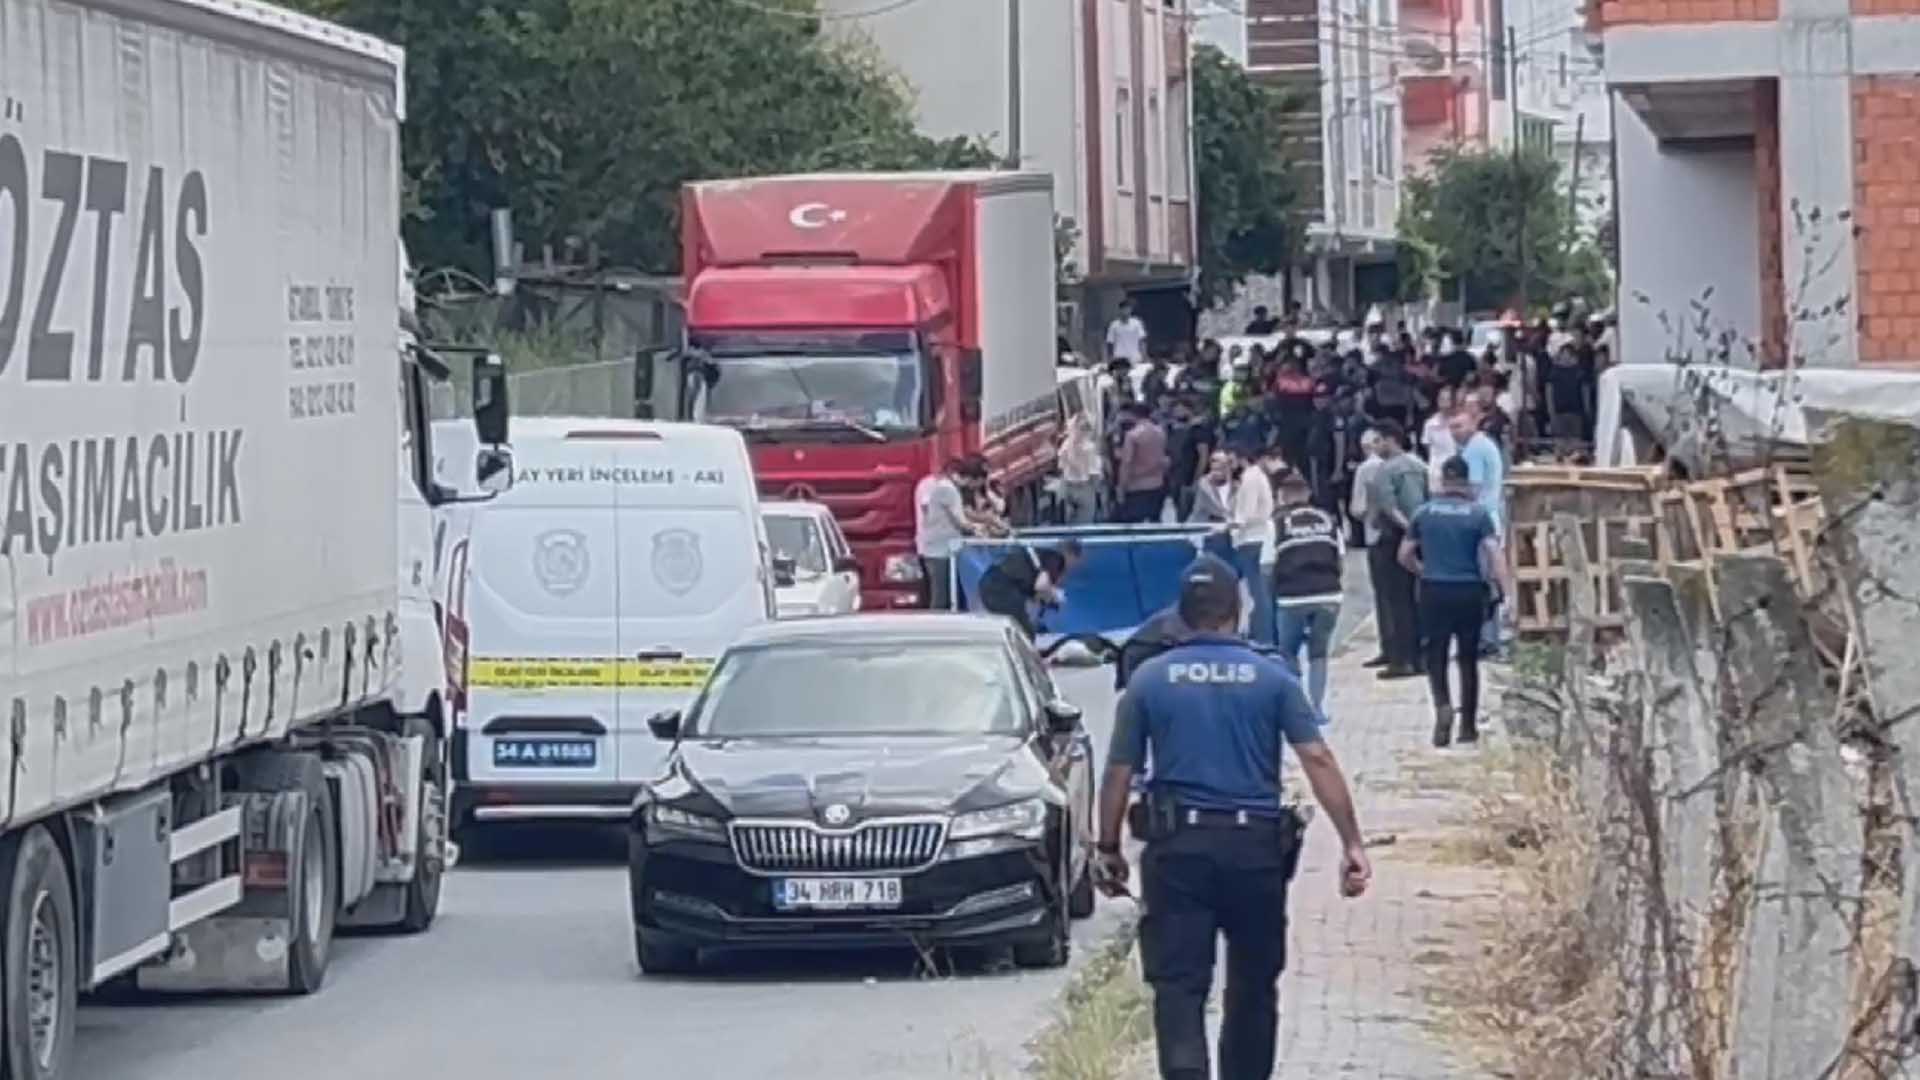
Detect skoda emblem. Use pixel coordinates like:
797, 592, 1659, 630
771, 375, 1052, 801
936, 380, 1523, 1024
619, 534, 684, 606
651, 528, 704, 597
783, 482, 819, 502
822, 804, 852, 826
532, 529, 590, 597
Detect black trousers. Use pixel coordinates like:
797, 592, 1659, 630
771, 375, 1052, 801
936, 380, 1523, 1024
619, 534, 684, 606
1140, 825, 1293, 1080
1369, 529, 1419, 668
1116, 487, 1167, 524
1420, 580, 1489, 724
920, 556, 951, 610
978, 579, 1035, 638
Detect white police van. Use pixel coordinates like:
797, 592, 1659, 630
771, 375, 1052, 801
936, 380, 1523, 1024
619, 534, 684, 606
436, 418, 774, 830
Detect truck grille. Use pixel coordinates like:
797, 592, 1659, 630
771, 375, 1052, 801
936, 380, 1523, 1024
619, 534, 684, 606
730, 819, 946, 874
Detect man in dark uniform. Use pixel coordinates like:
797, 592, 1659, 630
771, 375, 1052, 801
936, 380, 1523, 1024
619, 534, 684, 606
1093, 556, 1372, 1080
975, 539, 1085, 639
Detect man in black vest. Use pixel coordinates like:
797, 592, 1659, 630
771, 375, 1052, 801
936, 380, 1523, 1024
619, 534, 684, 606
1270, 471, 1345, 722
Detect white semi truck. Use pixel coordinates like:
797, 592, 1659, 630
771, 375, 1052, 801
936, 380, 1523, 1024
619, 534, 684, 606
0, 1, 509, 1075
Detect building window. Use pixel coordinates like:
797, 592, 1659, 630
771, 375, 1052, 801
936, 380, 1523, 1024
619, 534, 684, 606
1558, 51, 1568, 88
1374, 103, 1394, 178
1116, 87, 1131, 190
1167, 77, 1191, 201
1148, 91, 1162, 197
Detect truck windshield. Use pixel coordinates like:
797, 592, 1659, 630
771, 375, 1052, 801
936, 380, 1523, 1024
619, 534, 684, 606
697, 350, 926, 438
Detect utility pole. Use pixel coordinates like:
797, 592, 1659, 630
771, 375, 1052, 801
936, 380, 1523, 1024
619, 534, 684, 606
1007, 0, 1023, 165
1566, 111, 1586, 258
1508, 26, 1528, 312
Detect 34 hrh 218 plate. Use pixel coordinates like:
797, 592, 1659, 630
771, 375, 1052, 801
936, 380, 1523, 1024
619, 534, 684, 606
492, 737, 598, 769
773, 877, 904, 911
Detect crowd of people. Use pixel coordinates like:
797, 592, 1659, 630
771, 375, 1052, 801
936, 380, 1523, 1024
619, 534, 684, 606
1081, 301, 1615, 536
1070, 301, 1579, 741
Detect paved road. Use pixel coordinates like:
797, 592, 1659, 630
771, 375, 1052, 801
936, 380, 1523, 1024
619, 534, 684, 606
74, 553, 1376, 1080
73, 663, 1131, 1080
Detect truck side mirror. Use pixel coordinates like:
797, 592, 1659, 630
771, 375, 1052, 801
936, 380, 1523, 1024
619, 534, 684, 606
772, 555, 797, 588
472, 353, 510, 446
959, 350, 983, 424
475, 447, 514, 495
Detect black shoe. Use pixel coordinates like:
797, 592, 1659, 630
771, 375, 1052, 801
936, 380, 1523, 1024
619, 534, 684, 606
1433, 706, 1454, 748
1377, 666, 1421, 681
1362, 655, 1390, 668
1457, 716, 1480, 743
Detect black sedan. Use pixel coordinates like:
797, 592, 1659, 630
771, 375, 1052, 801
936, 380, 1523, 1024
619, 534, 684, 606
628, 613, 1097, 975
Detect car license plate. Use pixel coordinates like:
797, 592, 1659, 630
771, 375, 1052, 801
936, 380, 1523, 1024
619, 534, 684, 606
773, 877, 903, 911
492, 737, 598, 769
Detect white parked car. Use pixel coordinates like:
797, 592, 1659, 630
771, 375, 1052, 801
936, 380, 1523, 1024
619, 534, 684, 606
761, 501, 863, 619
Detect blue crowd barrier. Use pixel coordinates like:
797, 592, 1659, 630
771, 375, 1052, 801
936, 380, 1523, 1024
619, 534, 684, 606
949, 523, 1234, 638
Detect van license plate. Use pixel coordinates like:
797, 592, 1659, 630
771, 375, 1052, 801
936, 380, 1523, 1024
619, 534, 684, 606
493, 738, 598, 768
774, 877, 903, 911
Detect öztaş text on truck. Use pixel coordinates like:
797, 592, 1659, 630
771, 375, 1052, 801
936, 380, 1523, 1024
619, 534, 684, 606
649, 171, 1061, 609
0, 2, 511, 1075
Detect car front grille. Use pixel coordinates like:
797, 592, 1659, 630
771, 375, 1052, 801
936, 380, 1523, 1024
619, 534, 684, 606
730, 819, 947, 874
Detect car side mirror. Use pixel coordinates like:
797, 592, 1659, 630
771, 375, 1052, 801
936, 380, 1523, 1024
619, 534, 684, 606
1044, 701, 1082, 734
471, 353, 511, 447
772, 555, 797, 588
833, 555, 861, 575
647, 710, 682, 741
475, 446, 513, 495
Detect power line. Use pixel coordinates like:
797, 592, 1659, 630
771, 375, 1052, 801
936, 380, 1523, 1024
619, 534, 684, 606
701, 0, 933, 21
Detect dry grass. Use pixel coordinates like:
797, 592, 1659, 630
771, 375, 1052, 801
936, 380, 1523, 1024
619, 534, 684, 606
1025, 919, 1152, 1080
1414, 741, 1627, 1079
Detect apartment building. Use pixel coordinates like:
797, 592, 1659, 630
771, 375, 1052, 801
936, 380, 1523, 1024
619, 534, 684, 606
1599, 0, 1920, 368
1401, 0, 1496, 168
823, 0, 1197, 349
1244, 0, 1405, 316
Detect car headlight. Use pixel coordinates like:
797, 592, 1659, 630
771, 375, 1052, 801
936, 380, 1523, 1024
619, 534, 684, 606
882, 554, 924, 583
949, 798, 1048, 842
646, 803, 728, 843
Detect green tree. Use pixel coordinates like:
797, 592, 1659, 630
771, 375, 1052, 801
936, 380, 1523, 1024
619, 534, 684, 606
286, 0, 994, 275
1398, 145, 1609, 312
1191, 44, 1302, 307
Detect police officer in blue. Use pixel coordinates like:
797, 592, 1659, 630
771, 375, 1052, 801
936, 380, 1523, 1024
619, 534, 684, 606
1094, 555, 1371, 1080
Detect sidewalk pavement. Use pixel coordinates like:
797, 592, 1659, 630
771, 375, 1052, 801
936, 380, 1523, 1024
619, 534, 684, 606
1125, 625, 1505, 1079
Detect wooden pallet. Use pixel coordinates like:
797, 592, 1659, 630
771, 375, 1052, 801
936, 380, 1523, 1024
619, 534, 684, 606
1507, 463, 1825, 638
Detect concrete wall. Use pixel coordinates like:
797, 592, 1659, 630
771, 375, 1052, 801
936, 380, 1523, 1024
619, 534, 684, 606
1615, 101, 1761, 362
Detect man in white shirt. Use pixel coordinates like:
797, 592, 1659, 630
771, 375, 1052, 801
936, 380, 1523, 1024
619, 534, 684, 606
1228, 451, 1276, 646
1106, 298, 1148, 367
914, 459, 972, 610
1349, 430, 1391, 668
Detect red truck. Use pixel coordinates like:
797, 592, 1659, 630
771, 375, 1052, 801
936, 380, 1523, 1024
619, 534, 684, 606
645, 171, 1062, 609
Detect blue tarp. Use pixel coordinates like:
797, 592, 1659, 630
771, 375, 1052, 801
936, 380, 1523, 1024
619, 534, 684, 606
949, 524, 1234, 638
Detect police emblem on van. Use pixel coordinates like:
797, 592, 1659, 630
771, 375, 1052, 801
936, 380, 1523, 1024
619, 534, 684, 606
652, 528, 704, 596
532, 529, 591, 596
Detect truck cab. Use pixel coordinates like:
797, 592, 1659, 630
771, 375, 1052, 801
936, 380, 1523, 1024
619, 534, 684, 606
649, 172, 1062, 609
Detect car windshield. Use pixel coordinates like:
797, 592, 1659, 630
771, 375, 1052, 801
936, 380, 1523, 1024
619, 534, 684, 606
764, 514, 829, 575
688, 641, 1022, 737
700, 352, 924, 433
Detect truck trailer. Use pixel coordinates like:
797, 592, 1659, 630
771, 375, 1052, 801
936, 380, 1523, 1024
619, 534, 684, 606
0, 2, 508, 1074
647, 172, 1062, 609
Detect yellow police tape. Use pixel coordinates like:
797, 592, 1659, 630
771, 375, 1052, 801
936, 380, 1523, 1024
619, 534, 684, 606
466, 657, 716, 691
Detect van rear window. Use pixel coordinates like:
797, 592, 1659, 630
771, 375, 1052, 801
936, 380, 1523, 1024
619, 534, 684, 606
616, 507, 760, 621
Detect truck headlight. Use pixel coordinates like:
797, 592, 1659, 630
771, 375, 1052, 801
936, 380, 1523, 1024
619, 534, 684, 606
647, 804, 728, 843
882, 555, 924, 583
949, 798, 1048, 842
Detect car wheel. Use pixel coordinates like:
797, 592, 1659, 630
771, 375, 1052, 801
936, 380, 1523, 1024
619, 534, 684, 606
1012, 855, 1072, 969
635, 929, 699, 976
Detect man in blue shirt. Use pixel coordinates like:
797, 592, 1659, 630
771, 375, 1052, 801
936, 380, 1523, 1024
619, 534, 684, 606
1448, 404, 1508, 657
1094, 556, 1371, 1080
1401, 456, 1513, 746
